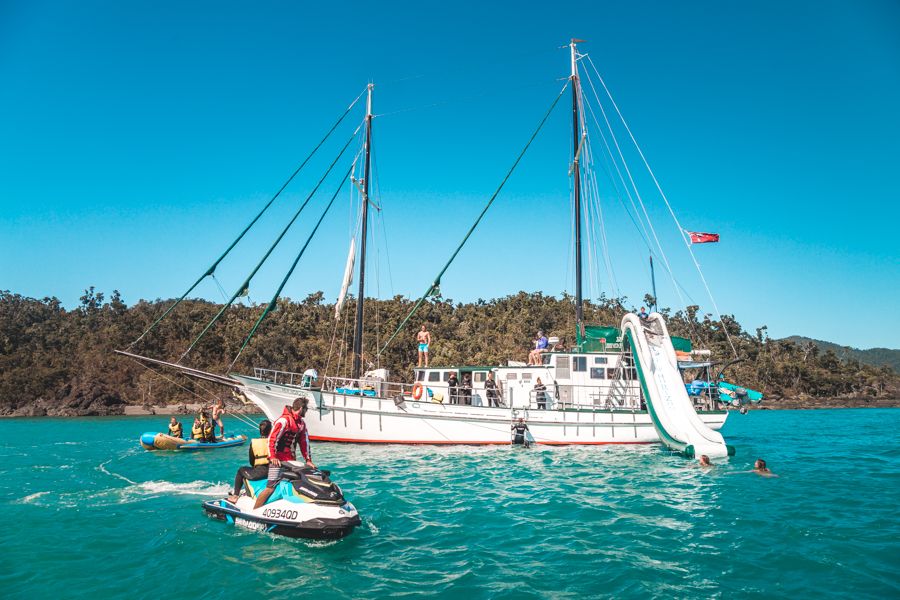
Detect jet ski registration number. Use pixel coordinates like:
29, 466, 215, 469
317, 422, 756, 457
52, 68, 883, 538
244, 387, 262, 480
262, 508, 298, 520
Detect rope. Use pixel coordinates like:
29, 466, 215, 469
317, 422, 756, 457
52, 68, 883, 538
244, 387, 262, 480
179, 124, 363, 362
585, 55, 738, 357
129, 88, 367, 347
229, 160, 354, 369
131, 357, 261, 429
378, 81, 570, 356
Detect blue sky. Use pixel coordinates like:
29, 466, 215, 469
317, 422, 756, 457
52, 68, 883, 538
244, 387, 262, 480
1, 1, 898, 349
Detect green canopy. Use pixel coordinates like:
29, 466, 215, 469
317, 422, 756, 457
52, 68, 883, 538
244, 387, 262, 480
578, 324, 693, 354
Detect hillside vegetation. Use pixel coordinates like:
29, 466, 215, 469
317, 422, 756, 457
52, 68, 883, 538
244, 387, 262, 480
785, 336, 900, 374
1, 288, 897, 416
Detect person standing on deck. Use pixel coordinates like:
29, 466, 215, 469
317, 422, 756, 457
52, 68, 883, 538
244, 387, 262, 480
485, 372, 501, 407
447, 371, 459, 405
461, 373, 473, 405
253, 398, 316, 509
416, 325, 432, 367
533, 378, 548, 409
638, 307, 649, 320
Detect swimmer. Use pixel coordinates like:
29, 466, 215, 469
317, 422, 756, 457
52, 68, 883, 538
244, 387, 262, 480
753, 458, 778, 477
698, 455, 713, 468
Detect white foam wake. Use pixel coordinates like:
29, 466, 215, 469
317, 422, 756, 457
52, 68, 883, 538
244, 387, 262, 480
20, 491, 50, 504
129, 480, 230, 496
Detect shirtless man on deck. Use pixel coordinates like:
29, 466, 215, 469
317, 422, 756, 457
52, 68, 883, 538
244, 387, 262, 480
416, 325, 432, 367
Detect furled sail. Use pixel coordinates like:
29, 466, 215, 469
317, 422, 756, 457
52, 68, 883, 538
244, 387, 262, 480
335, 237, 356, 320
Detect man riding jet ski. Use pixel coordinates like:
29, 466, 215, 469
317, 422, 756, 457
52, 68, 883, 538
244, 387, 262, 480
203, 398, 361, 539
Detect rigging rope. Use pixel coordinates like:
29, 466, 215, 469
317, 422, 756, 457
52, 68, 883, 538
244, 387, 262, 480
129, 88, 367, 348
585, 55, 738, 357
377, 81, 569, 356
179, 124, 363, 362
229, 160, 355, 369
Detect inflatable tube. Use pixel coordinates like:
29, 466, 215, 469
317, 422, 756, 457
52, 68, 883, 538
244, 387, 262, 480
140, 432, 247, 451
412, 382, 424, 400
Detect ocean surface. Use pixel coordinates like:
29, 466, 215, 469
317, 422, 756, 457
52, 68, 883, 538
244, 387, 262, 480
1, 409, 898, 599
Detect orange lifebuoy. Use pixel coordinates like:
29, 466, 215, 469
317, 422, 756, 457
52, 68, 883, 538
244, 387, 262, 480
412, 382, 424, 400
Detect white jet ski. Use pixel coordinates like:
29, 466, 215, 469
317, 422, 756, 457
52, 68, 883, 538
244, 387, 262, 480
202, 462, 361, 540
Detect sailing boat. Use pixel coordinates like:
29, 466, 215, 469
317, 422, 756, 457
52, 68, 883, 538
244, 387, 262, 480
121, 41, 752, 457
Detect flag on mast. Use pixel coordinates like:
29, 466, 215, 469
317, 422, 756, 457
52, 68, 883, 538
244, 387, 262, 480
687, 231, 720, 244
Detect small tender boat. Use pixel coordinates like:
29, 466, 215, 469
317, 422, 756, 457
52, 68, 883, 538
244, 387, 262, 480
139, 432, 247, 451
202, 462, 361, 539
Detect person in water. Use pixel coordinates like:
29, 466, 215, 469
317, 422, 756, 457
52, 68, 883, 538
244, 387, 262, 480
527, 330, 549, 365
253, 397, 316, 509
416, 325, 431, 367
228, 419, 273, 502
753, 458, 778, 477
511, 418, 530, 445
212, 399, 226, 439
698, 455, 713, 468
168, 417, 183, 439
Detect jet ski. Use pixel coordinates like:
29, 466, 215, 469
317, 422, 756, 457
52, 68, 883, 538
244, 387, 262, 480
202, 461, 361, 540
140, 432, 247, 451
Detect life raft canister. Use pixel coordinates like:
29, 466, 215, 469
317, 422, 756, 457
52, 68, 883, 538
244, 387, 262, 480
412, 382, 424, 400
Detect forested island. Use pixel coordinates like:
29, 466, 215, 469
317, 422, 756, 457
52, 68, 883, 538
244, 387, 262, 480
1, 288, 897, 416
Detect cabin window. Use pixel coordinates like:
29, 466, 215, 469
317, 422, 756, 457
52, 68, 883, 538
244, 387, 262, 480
607, 368, 617, 379
556, 356, 570, 379
522, 373, 532, 381
573, 357, 587, 372
594, 357, 608, 364
624, 369, 637, 381
428, 372, 441, 382
473, 372, 486, 383
590, 368, 606, 379
416, 371, 425, 382
541, 353, 552, 365
507, 373, 518, 380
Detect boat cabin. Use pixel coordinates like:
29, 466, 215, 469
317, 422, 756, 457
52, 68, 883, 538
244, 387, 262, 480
414, 350, 643, 410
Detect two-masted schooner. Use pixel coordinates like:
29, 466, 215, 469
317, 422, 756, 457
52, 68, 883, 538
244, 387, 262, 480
121, 40, 750, 455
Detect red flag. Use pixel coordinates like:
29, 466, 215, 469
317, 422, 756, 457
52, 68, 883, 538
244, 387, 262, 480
688, 231, 719, 244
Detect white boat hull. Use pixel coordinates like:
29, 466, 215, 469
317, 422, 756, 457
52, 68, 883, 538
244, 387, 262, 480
233, 375, 727, 446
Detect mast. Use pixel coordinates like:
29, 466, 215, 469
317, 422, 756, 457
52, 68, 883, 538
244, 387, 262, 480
650, 255, 658, 312
571, 39, 585, 343
352, 83, 374, 380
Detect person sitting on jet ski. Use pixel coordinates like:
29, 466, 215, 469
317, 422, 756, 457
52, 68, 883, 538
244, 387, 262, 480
253, 398, 316, 509
168, 417, 183, 439
511, 418, 530, 445
228, 419, 272, 502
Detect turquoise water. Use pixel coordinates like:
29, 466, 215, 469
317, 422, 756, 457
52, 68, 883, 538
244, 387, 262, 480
1, 409, 898, 599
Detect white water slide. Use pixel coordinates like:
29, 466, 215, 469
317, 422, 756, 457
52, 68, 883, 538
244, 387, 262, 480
621, 313, 733, 458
